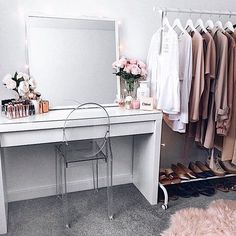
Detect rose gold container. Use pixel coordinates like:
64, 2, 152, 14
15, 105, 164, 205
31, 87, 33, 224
42, 100, 49, 113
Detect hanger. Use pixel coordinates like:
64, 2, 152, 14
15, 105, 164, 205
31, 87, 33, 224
185, 10, 196, 32
205, 12, 214, 30
224, 11, 234, 32
162, 16, 172, 30
172, 18, 186, 34
215, 20, 225, 32
205, 19, 214, 30
185, 19, 196, 32
215, 14, 225, 32
224, 21, 234, 32
195, 18, 207, 33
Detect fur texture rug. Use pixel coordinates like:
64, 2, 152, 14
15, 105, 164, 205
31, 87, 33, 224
161, 199, 236, 236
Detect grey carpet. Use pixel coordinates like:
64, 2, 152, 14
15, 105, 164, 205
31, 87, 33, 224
4, 183, 236, 236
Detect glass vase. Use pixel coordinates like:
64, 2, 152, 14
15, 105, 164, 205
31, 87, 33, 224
124, 80, 137, 98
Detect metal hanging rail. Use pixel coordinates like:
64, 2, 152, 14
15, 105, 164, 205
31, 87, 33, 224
153, 6, 236, 17
155, 7, 236, 54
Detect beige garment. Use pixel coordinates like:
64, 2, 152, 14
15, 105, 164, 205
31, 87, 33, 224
220, 32, 235, 134
194, 31, 216, 145
222, 72, 236, 164
203, 87, 216, 148
203, 30, 218, 149
213, 30, 229, 135
189, 31, 205, 122
221, 30, 236, 164
201, 31, 216, 119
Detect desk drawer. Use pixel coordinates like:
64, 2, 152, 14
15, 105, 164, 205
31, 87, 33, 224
1, 121, 157, 147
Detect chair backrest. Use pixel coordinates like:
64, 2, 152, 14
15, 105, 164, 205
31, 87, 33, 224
62, 102, 111, 158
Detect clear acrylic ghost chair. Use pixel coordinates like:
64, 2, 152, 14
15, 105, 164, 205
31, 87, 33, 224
55, 103, 113, 228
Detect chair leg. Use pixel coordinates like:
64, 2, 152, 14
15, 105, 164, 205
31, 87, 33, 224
92, 160, 96, 190
55, 146, 59, 197
106, 141, 113, 220
61, 157, 70, 228
96, 159, 99, 191
55, 146, 62, 198
92, 159, 99, 192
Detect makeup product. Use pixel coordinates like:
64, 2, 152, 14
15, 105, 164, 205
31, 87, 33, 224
125, 96, 133, 110
137, 81, 150, 99
25, 104, 29, 117
7, 104, 13, 119
15, 104, 19, 118
132, 99, 140, 109
140, 97, 154, 111
39, 101, 43, 114
118, 98, 125, 107
42, 100, 49, 113
19, 103, 23, 117
31, 100, 40, 114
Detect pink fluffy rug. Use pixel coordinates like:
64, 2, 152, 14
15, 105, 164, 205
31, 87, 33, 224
161, 199, 236, 236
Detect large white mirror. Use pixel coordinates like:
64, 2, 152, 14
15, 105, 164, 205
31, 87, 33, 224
26, 15, 119, 108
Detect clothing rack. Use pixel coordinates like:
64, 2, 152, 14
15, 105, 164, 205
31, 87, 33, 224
155, 7, 236, 54
154, 7, 236, 17
154, 7, 236, 210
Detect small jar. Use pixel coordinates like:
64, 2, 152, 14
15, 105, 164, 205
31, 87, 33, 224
125, 96, 133, 109
42, 100, 49, 113
132, 99, 140, 109
118, 98, 125, 108
115, 94, 125, 108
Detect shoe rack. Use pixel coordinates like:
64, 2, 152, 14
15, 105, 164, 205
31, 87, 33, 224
159, 147, 236, 210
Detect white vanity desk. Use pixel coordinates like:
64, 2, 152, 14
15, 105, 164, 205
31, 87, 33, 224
0, 106, 162, 234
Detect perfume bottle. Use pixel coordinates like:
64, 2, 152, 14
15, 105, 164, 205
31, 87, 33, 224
137, 81, 150, 99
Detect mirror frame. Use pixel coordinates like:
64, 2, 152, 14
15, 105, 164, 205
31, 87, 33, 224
25, 13, 120, 109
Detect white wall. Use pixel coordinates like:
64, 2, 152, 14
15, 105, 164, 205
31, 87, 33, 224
0, 0, 158, 202
0, 0, 235, 202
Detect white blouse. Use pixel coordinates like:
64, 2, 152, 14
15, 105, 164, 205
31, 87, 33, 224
168, 31, 193, 133
147, 27, 180, 114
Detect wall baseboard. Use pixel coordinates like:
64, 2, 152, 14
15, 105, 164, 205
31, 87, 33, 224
7, 174, 132, 202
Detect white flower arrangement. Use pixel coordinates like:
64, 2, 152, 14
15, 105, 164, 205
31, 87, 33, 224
2, 72, 38, 99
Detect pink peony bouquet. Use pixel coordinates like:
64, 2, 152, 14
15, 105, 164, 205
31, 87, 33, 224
2, 72, 39, 99
112, 58, 147, 93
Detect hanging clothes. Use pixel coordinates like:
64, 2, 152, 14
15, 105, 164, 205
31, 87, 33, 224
147, 31, 160, 109
194, 30, 216, 145
200, 31, 216, 120
222, 81, 236, 165
221, 30, 236, 164
221, 32, 235, 134
147, 16, 235, 153
147, 27, 180, 114
213, 29, 229, 135
203, 85, 216, 148
202, 29, 229, 148
165, 31, 192, 133
188, 31, 205, 122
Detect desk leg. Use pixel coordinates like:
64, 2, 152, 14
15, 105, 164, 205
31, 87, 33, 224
0, 145, 8, 234
133, 120, 162, 205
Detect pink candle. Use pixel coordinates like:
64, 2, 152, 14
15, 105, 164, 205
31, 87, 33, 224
132, 100, 140, 109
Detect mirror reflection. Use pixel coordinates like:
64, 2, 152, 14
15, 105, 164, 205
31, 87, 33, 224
27, 16, 119, 107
